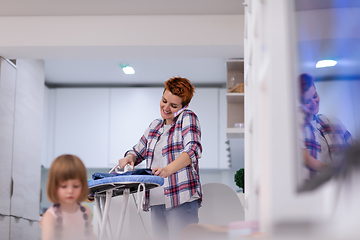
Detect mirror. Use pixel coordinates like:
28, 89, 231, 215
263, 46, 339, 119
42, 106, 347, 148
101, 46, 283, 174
293, 1, 360, 191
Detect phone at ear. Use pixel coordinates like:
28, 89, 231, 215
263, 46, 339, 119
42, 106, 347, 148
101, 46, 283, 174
174, 105, 188, 117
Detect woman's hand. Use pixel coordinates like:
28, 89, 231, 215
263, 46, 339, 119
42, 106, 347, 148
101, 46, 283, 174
152, 152, 192, 178
118, 154, 135, 170
152, 167, 171, 178
303, 149, 324, 171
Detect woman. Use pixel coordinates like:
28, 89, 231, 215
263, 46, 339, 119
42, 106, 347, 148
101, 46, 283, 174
118, 76, 202, 240
299, 73, 355, 178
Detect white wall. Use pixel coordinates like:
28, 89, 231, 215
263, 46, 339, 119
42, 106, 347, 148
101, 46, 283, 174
296, 8, 360, 41
316, 80, 360, 140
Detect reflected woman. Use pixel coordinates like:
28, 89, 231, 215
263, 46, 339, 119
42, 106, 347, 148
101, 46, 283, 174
299, 73, 355, 179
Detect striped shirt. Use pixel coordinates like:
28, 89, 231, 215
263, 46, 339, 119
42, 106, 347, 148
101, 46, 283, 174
125, 109, 202, 211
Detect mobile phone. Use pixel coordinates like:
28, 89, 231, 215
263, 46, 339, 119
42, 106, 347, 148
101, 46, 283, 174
174, 105, 188, 117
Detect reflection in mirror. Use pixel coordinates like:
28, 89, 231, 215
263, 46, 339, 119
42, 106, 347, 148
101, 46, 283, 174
294, 1, 360, 191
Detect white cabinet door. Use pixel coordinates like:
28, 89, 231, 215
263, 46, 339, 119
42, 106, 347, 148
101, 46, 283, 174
9, 217, 22, 240
109, 88, 163, 168
0, 215, 10, 238
188, 88, 219, 169
23, 219, 39, 240
9, 217, 38, 240
12, 60, 44, 220
42, 87, 56, 168
54, 88, 110, 168
0, 58, 16, 216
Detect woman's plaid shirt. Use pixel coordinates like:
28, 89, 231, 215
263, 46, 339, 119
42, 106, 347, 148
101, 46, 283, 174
125, 109, 202, 211
303, 114, 354, 162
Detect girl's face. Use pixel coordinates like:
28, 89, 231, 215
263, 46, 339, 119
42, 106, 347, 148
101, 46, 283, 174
160, 90, 183, 125
57, 179, 82, 205
302, 85, 320, 116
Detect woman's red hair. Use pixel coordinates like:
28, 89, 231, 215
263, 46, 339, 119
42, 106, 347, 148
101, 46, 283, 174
164, 76, 195, 107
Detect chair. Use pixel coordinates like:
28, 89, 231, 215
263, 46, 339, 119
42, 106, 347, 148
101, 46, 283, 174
198, 183, 245, 226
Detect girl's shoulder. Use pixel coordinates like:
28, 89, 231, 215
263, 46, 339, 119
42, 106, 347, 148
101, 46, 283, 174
43, 205, 57, 218
40, 206, 56, 227
82, 204, 92, 214
79, 203, 93, 219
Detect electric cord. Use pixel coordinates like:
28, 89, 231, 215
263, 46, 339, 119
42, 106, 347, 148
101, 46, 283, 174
109, 164, 153, 239
132, 194, 153, 240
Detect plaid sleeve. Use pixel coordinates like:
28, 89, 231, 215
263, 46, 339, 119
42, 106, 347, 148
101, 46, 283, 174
181, 111, 202, 163
125, 126, 150, 166
317, 114, 357, 151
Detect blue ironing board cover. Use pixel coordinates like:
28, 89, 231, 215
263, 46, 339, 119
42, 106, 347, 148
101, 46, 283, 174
88, 175, 164, 197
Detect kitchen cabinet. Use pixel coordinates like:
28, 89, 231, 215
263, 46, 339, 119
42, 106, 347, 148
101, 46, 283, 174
11, 60, 44, 220
110, 87, 223, 169
0, 58, 16, 216
109, 87, 163, 168
189, 88, 220, 169
49, 87, 226, 169
0, 216, 10, 238
0, 58, 44, 239
9, 217, 39, 240
53, 88, 110, 168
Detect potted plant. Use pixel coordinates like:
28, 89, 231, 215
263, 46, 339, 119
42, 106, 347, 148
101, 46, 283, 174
234, 168, 244, 193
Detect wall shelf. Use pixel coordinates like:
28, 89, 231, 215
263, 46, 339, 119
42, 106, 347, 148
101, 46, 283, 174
226, 93, 244, 103
226, 127, 245, 138
226, 59, 245, 139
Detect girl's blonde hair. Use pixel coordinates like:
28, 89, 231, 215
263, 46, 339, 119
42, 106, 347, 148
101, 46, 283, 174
47, 154, 89, 203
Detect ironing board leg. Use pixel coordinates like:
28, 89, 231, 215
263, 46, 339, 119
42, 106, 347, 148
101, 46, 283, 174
115, 188, 130, 239
94, 196, 102, 236
99, 190, 113, 240
106, 210, 113, 239
100, 196, 114, 239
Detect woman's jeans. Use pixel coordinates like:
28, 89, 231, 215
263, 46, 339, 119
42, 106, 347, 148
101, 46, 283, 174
151, 200, 199, 240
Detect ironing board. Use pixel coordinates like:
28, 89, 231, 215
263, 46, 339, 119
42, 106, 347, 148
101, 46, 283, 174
88, 174, 164, 240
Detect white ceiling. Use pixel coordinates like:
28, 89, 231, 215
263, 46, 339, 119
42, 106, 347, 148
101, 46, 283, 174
1, 0, 356, 16
45, 58, 232, 86
1, 0, 359, 85
0, 0, 245, 16
0, 0, 245, 86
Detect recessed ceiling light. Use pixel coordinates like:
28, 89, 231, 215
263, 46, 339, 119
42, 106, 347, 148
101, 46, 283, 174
316, 60, 337, 68
120, 64, 135, 74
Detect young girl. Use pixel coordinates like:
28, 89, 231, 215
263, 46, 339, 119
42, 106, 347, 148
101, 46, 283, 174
40, 154, 97, 240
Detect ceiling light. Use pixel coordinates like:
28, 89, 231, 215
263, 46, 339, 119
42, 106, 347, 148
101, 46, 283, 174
316, 60, 337, 68
120, 64, 135, 74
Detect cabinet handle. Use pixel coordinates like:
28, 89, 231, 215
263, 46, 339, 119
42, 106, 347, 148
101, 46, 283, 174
10, 177, 14, 198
